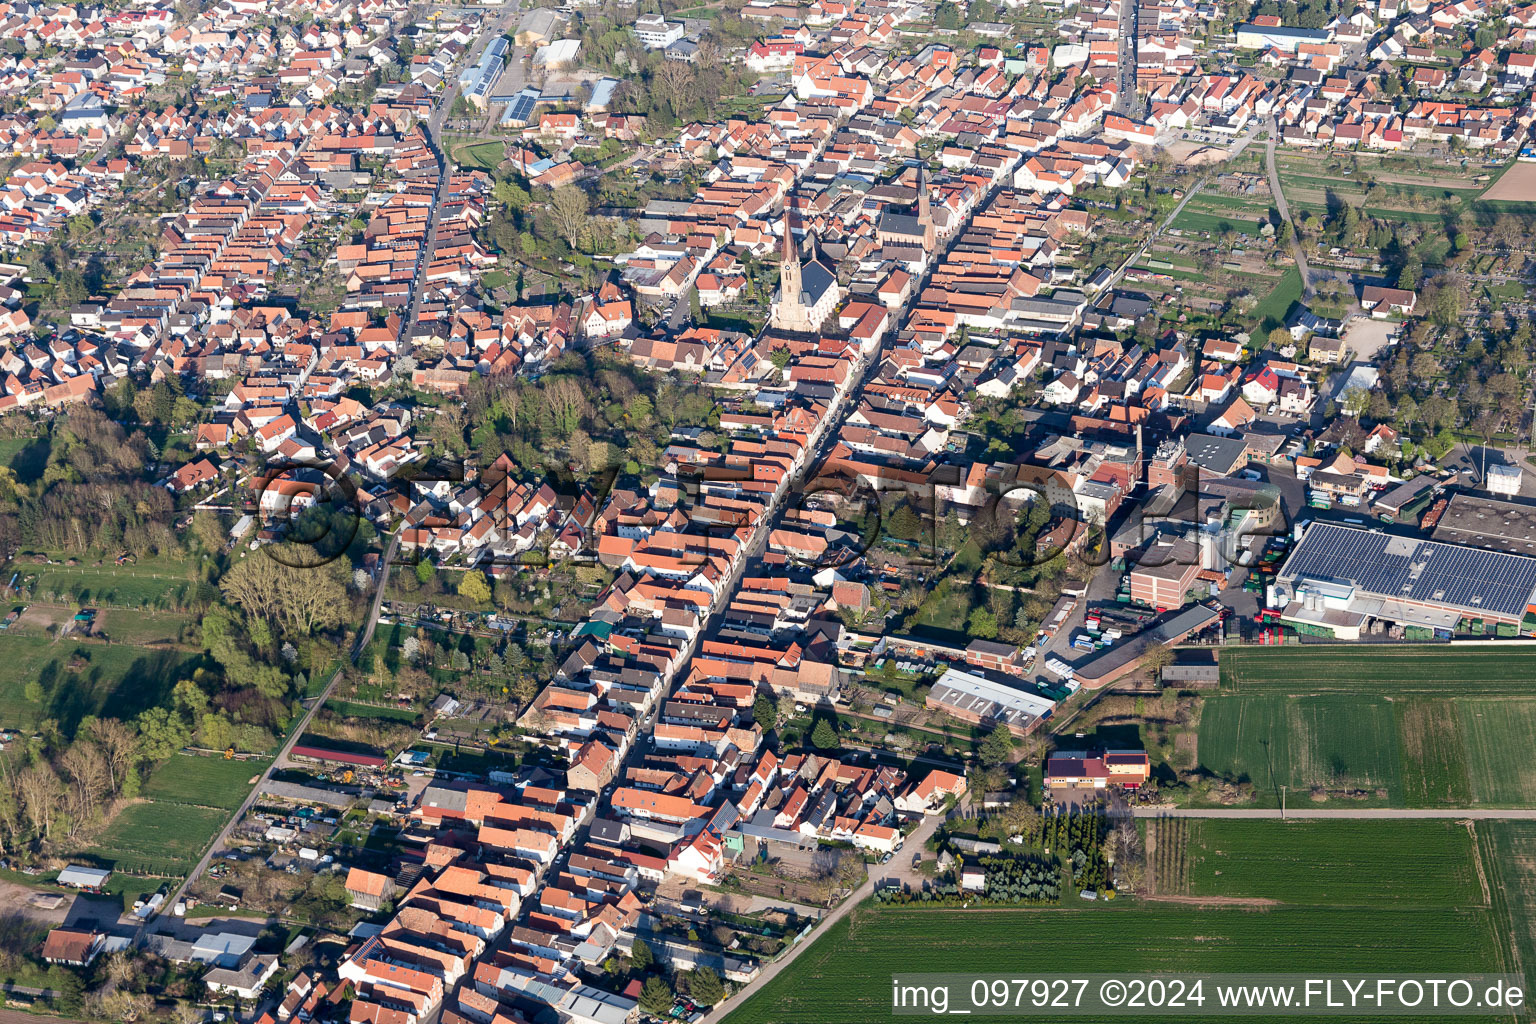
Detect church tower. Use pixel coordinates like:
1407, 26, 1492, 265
917, 166, 935, 250
772, 210, 806, 331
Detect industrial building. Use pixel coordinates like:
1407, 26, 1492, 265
461, 36, 509, 109
1274, 522, 1536, 639
1234, 23, 1332, 50
1430, 492, 1536, 557
925, 667, 1055, 736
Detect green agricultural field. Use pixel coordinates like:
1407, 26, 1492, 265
142, 754, 271, 811
1180, 820, 1483, 906
728, 816, 1532, 1024
0, 635, 200, 734
1199, 679, 1536, 807
724, 904, 1508, 1024
1197, 694, 1404, 803
1459, 699, 1536, 805
87, 801, 230, 875
1482, 821, 1536, 994
1218, 646, 1536, 693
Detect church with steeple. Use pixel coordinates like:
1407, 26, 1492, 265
770, 211, 839, 334
876, 166, 937, 256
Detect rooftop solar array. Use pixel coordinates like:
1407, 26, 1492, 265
502, 88, 540, 125
1279, 522, 1536, 618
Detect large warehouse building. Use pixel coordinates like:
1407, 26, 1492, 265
1273, 522, 1536, 639
926, 668, 1056, 736
1430, 492, 1536, 557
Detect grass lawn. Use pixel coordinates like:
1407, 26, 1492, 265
142, 754, 271, 811
87, 801, 230, 875
453, 140, 505, 171
30, 563, 202, 609
0, 433, 51, 483
1250, 265, 1303, 333
0, 635, 201, 734
1170, 209, 1268, 236
328, 699, 421, 723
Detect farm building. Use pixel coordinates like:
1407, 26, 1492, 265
289, 745, 387, 769
1045, 750, 1151, 789
55, 865, 111, 889
1372, 474, 1441, 522
1430, 493, 1536, 557
1074, 604, 1222, 686
1274, 522, 1536, 638
925, 668, 1055, 736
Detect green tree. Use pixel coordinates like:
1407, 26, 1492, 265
753, 692, 777, 730
967, 607, 999, 639
416, 560, 436, 586
631, 938, 655, 971
979, 725, 1016, 767
493, 179, 531, 211
810, 718, 838, 750
459, 570, 492, 605
887, 504, 921, 541
639, 976, 674, 1016
689, 967, 725, 1007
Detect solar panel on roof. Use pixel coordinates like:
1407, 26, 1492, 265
1282, 523, 1536, 618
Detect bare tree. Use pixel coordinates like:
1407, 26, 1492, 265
1140, 643, 1173, 686
547, 187, 590, 250
58, 742, 111, 824
656, 60, 696, 113
88, 718, 138, 794
17, 762, 61, 841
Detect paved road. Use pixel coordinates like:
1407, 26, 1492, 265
1113, 0, 1140, 117
1134, 807, 1536, 819
402, 1, 524, 339
165, 530, 401, 915
709, 812, 946, 1024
